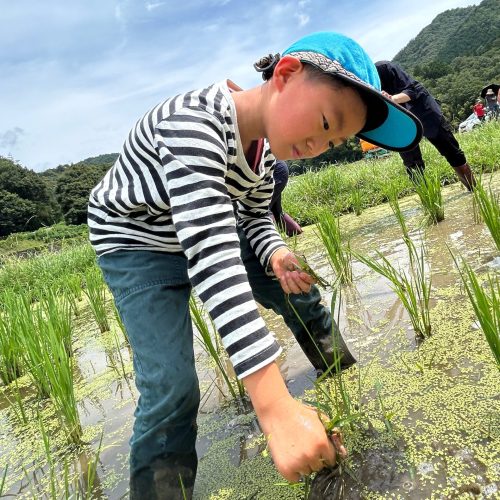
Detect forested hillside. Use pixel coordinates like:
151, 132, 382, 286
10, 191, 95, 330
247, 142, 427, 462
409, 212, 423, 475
394, 0, 500, 121
1, 0, 499, 237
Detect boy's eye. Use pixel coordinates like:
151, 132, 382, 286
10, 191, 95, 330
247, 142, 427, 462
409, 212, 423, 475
323, 116, 330, 130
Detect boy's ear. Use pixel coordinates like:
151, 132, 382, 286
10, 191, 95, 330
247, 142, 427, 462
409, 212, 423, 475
272, 55, 303, 91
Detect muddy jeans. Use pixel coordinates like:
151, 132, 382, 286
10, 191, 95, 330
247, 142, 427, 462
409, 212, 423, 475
98, 227, 344, 499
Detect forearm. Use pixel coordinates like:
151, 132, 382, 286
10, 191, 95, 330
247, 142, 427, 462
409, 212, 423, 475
243, 361, 290, 418
391, 92, 411, 104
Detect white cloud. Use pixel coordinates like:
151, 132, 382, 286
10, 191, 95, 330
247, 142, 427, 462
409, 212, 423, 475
145, 1, 165, 11
295, 13, 310, 27
0, 0, 483, 171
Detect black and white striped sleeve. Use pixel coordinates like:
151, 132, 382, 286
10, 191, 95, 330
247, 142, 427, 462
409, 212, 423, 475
236, 168, 287, 276
154, 108, 281, 379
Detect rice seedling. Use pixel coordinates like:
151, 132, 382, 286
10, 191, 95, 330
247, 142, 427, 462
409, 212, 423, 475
452, 254, 500, 369
350, 188, 363, 216
0, 465, 7, 496
412, 169, 444, 224
315, 210, 353, 285
0, 290, 24, 385
292, 254, 330, 289
84, 266, 110, 333
355, 246, 432, 338
33, 305, 82, 444
189, 295, 245, 400
355, 194, 432, 337
473, 179, 500, 252
374, 381, 395, 435
40, 288, 73, 357
113, 303, 130, 345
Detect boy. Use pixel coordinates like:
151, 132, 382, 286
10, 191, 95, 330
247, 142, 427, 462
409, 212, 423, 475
88, 32, 422, 498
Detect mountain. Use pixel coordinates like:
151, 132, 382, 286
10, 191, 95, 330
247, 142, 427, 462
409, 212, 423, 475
393, 0, 500, 122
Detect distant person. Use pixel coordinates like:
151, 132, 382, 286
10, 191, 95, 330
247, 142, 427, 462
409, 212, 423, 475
270, 160, 303, 236
485, 88, 499, 117
472, 99, 486, 121
375, 60, 476, 191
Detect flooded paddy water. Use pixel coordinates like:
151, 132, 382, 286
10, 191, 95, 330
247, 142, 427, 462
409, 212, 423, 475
0, 172, 499, 499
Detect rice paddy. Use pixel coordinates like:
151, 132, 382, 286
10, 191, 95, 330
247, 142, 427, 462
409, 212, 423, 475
0, 124, 499, 498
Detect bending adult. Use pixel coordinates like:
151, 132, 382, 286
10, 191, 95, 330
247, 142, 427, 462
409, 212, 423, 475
375, 60, 476, 191
270, 160, 303, 236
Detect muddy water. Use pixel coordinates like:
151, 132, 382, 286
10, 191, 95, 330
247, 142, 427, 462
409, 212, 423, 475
0, 174, 499, 499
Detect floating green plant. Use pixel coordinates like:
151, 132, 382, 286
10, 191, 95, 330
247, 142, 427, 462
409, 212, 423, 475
189, 295, 245, 400
315, 210, 353, 285
412, 169, 444, 224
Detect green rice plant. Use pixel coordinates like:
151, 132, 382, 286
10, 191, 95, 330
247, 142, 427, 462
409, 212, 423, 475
113, 304, 130, 345
84, 266, 110, 333
40, 288, 73, 357
0, 465, 7, 496
0, 290, 24, 384
315, 209, 353, 285
189, 295, 245, 400
290, 289, 360, 429
473, 179, 500, 252
355, 246, 432, 338
33, 304, 82, 444
350, 188, 363, 216
412, 169, 444, 224
356, 193, 432, 337
453, 255, 500, 369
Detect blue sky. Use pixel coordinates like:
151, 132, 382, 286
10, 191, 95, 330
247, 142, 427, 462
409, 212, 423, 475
1, 0, 480, 171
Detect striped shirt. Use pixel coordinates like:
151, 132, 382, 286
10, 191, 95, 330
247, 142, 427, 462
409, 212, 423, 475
88, 80, 286, 378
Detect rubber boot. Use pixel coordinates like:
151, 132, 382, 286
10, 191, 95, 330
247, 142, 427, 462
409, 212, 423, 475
296, 319, 357, 378
287, 290, 357, 377
130, 452, 197, 500
453, 163, 476, 191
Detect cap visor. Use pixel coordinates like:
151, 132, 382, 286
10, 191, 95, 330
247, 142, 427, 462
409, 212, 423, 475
334, 75, 423, 152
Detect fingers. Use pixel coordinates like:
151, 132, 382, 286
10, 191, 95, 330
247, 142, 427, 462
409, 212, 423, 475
279, 271, 313, 294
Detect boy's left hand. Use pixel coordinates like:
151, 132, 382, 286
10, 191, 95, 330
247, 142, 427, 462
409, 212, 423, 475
270, 247, 315, 294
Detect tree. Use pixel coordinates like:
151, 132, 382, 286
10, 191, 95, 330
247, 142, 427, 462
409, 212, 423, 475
55, 163, 110, 225
0, 157, 59, 235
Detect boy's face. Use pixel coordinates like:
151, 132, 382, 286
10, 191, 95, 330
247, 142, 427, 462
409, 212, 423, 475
265, 59, 367, 160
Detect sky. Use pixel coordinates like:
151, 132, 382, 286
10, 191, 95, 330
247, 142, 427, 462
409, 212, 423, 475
1, 0, 481, 172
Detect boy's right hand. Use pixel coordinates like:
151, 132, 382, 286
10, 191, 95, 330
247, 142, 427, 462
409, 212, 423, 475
257, 395, 338, 482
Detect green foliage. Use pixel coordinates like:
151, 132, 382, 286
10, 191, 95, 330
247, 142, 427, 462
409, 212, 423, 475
394, 0, 500, 125
55, 163, 110, 225
0, 157, 59, 235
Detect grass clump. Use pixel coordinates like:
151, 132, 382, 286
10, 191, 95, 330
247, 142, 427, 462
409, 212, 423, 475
412, 169, 444, 224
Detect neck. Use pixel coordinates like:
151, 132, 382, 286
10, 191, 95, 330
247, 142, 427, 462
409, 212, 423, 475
231, 84, 266, 154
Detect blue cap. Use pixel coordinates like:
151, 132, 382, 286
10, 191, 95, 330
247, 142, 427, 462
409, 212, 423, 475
283, 32, 422, 152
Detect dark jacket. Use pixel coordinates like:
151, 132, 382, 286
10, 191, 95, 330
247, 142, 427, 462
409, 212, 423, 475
376, 60, 443, 138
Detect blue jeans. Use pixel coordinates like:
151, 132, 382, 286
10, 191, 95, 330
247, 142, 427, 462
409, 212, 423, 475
98, 228, 349, 498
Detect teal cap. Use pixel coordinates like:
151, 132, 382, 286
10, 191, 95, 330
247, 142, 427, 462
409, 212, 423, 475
283, 32, 422, 152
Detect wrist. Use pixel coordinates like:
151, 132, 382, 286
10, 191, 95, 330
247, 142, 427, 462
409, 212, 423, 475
242, 362, 290, 418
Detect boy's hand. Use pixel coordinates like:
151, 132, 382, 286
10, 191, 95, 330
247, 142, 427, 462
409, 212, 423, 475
258, 395, 337, 482
270, 247, 315, 294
